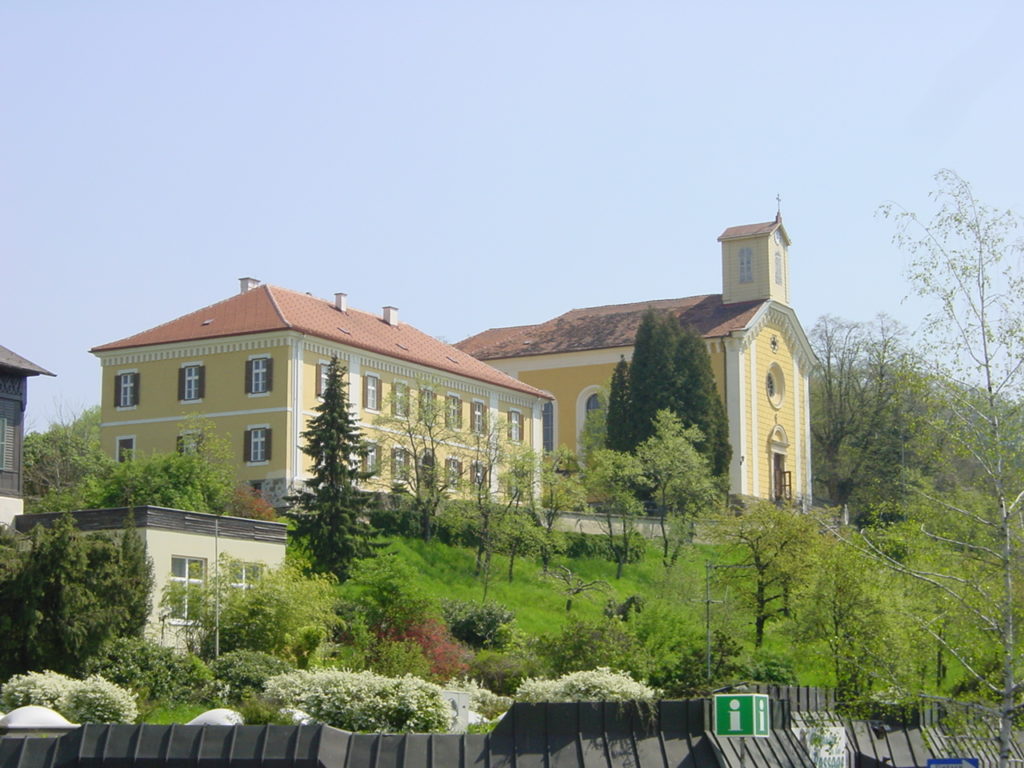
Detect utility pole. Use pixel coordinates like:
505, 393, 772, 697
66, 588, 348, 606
704, 561, 754, 682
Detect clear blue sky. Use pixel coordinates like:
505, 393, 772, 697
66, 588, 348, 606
4, 1, 1022, 431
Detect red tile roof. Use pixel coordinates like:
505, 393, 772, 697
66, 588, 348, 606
91, 285, 551, 399
455, 294, 766, 360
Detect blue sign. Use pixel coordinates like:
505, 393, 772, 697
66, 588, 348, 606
927, 759, 979, 768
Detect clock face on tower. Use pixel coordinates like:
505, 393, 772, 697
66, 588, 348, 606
774, 229, 783, 245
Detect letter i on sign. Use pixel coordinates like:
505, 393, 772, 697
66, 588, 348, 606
729, 700, 742, 731
756, 697, 767, 734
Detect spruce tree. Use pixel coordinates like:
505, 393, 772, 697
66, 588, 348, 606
606, 357, 632, 452
288, 357, 374, 579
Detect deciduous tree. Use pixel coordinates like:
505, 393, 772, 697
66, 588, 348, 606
869, 170, 1024, 766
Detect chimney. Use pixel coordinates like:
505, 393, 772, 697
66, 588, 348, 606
334, 293, 348, 312
383, 306, 399, 326
239, 277, 260, 294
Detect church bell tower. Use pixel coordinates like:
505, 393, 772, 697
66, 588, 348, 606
718, 213, 791, 306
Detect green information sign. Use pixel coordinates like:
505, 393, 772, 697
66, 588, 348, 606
713, 694, 771, 738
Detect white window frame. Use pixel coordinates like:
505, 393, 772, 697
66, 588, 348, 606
446, 394, 462, 429
181, 363, 203, 402
249, 356, 270, 395
116, 435, 136, 463
470, 400, 486, 434
169, 556, 205, 623
508, 410, 523, 442
364, 374, 381, 411
117, 370, 138, 409
393, 381, 410, 417
229, 561, 262, 589
739, 247, 753, 284
247, 425, 270, 464
364, 442, 380, 473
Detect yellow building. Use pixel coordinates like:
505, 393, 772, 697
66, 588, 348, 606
456, 216, 814, 506
91, 280, 552, 507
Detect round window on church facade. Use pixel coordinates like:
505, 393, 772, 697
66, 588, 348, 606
766, 364, 785, 409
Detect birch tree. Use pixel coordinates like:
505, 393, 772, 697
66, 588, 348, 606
871, 170, 1024, 766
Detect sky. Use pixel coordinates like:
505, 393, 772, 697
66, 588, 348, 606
4, 1, 1023, 431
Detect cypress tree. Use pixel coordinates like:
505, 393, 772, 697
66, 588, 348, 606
627, 310, 679, 446
668, 326, 732, 477
609, 310, 731, 479
288, 357, 375, 579
606, 357, 632, 452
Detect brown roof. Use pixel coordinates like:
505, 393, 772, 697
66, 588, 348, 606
455, 294, 766, 360
0, 345, 54, 377
91, 285, 550, 399
718, 220, 779, 240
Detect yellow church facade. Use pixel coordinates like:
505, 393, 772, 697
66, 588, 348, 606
457, 216, 814, 507
91, 280, 552, 507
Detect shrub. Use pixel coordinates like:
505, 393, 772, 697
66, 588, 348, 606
1, 670, 137, 723
516, 668, 656, 703
1, 670, 76, 711
562, 532, 647, 563
85, 637, 212, 702
264, 669, 451, 732
468, 649, 543, 696
62, 675, 139, 723
441, 600, 516, 650
542, 617, 649, 678
209, 650, 293, 704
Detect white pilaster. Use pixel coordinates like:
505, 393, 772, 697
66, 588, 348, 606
724, 338, 746, 496
792, 354, 802, 505
290, 340, 304, 491
749, 339, 759, 496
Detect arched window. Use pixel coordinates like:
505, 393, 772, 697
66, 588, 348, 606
586, 393, 602, 414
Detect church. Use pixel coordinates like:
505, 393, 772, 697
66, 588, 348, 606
456, 215, 814, 507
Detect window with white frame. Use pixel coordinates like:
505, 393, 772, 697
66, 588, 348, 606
169, 556, 205, 621
246, 357, 272, 395
245, 427, 271, 463
775, 251, 784, 285
471, 401, 486, 434
739, 247, 753, 284
392, 381, 409, 417
229, 561, 262, 589
420, 388, 437, 420
445, 456, 462, 486
115, 372, 139, 408
179, 364, 204, 401
508, 410, 523, 442
446, 395, 462, 429
363, 443, 380, 473
363, 374, 381, 411
177, 431, 201, 454
116, 436, 135, 463
392, 447, 410, 482
470, 460, 487, 487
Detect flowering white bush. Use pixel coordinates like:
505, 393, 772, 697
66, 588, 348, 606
515, 668, 656, 703
264, 670, 451, 732
1, 671, 77, 711
62, 676, 138, 723
1, 671, 137, 723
